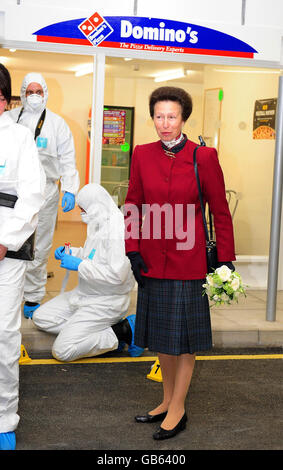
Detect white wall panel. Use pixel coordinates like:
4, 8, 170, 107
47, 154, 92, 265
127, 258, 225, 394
137, 0, 243, 26
12, 0, 135, 15
245, 0, 283, 30
0, 0, 135, 43
0, 12, 4, 40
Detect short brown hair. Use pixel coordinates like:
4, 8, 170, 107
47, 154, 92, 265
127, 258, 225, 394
149, 86, 192, 122
0, 63, 11, 104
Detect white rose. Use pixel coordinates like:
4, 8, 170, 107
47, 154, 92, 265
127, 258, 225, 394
216, 265, 232, 282
213, 294, 220, 301
231, 277, 240, 291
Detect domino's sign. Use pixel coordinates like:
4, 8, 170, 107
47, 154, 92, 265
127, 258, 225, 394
78, 12, 113, 46
119, 19, 199, 44
33, 13, 257, 58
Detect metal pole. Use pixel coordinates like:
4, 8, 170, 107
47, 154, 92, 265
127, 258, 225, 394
266, 75, 283, 321
91, 53, 105, 184
133, 0, 138, 16
88, 55, 96, 183
241, 0, 246, 25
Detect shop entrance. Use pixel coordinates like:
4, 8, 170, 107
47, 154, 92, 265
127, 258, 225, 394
0, 47, 281, 307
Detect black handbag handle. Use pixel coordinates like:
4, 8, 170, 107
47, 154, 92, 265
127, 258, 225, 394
193, 136, 212, 243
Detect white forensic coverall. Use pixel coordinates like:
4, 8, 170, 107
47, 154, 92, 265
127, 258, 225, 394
33, 183, 135, 362
0, 112, 46, 432
8, 73, 80, 304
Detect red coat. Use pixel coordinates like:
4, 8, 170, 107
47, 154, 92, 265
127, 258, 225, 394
124, 139, 235, 280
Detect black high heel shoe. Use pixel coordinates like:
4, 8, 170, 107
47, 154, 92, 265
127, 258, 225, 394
135, 411, 167, 423
152, 413, 187, 440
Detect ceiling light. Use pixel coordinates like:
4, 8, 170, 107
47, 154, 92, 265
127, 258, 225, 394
213, 68, 281, 74
74, 63, 93, 77
154, 68, 185, 82
9, 49, 17, 52
124, 58, 132, 61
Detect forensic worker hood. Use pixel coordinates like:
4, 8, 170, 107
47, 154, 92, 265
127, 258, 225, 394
20, 72, 48, 113
76, 183, 120, 230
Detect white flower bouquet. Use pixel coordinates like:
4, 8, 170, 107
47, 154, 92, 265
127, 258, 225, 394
202, 265, 246, 306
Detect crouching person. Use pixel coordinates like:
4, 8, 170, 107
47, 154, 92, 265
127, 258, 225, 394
33, 183, 143, 361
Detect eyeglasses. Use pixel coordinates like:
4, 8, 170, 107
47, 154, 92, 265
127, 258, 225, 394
26, 90, 43, 96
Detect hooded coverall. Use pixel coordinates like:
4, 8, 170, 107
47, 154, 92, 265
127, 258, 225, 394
0, 112, 45, 432
33, 184, 135, 362
8, 73, 80, 304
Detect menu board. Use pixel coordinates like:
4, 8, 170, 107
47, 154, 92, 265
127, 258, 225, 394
103, 109, 126, 145
253, 98, 277, 140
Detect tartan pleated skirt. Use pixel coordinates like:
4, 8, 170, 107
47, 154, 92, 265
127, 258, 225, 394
134, 277, 212, 355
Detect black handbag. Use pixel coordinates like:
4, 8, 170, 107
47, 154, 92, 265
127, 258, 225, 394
0, 192, 36, 261
193, 136, 218, 273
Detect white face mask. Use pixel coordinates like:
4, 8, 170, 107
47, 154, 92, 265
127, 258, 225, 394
26, 93, 44, 111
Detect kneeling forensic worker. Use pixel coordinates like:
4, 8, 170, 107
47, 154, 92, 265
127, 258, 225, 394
33, 183, 143, 361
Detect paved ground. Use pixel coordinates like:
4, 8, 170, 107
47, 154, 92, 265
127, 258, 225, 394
9, 347, 283, 456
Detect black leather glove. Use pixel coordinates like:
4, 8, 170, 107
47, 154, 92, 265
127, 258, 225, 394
217, 261, 235, 272
127, 251, 148, 287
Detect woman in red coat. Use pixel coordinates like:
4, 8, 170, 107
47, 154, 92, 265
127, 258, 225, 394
124, 86, 235, 440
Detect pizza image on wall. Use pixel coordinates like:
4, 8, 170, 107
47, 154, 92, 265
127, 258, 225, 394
253, 98, 277, 140
253, 125, 276, 140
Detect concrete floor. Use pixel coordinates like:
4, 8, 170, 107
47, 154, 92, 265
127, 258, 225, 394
16, 354, 283, 450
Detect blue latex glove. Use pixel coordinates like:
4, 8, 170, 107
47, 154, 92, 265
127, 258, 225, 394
60, 253, 82, 271
54, 246, 72, 260
0, 432, 16, 450
62, 192, 75, 212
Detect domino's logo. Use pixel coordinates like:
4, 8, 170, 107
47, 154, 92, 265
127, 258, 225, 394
78, 12, 114, 46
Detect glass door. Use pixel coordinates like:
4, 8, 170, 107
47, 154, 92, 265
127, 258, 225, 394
101, 105, 134, 206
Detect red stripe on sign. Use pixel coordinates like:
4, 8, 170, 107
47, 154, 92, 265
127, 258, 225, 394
36, 37, 254, 58
99, 41, 254, 58
36, 36, 91, 45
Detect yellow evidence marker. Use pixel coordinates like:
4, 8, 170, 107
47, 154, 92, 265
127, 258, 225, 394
19, 344, 32, 364
147, 359, 162, 382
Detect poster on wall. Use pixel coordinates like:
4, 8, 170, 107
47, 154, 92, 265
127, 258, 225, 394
253, 98, 277, 140
103, 109, 126, 145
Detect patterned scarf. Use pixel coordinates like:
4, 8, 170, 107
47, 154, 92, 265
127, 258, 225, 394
161, 133, 188, 158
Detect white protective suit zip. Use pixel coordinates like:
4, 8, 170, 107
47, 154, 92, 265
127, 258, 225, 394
7, 73, 80, 303
0, 112, 46, 432
33, 184, 135, 362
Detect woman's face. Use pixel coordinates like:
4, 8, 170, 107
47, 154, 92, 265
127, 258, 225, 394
153, 100, 184, 142
0, 91, 7, 116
